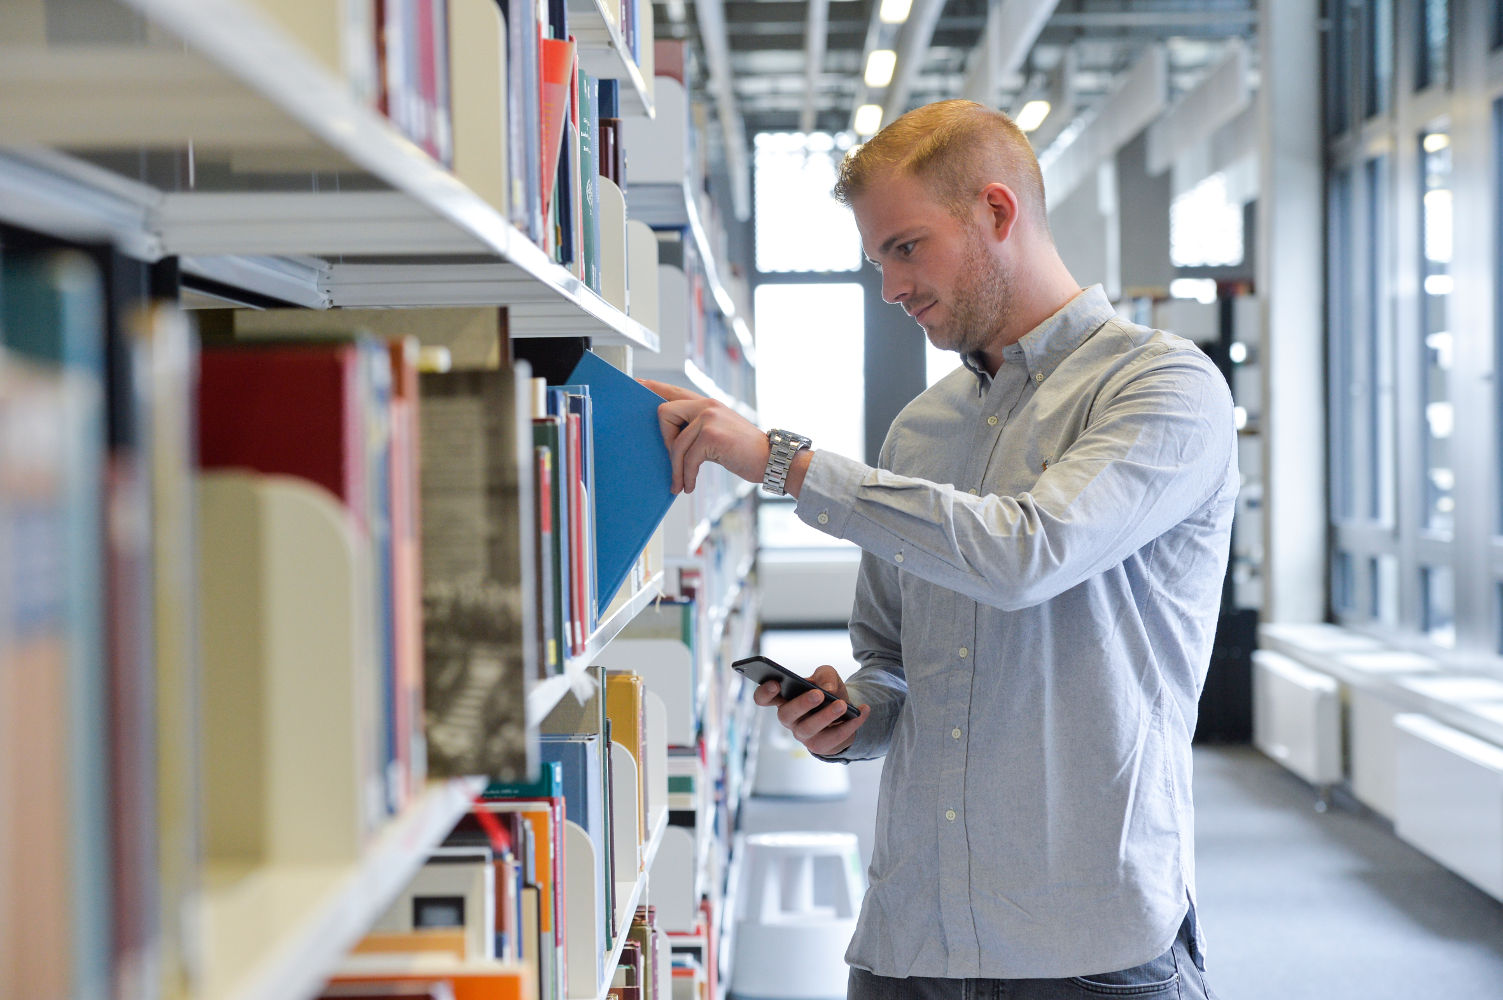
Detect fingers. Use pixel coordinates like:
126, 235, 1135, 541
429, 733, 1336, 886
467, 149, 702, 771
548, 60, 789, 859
804, 704, 870, 757
639, 378, 701, 402
653, 396, 770, 493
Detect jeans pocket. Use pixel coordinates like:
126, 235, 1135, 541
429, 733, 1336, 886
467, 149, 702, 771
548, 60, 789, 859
1066, 945, 1179, 997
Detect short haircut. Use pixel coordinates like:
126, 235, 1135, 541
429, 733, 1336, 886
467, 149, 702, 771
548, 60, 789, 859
832, 100, 1048, 232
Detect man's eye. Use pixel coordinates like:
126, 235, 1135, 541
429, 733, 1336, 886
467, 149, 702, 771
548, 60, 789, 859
898, 242, 916, 256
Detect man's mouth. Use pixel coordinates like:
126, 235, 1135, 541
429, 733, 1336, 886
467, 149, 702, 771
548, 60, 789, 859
910, 302, 933, 322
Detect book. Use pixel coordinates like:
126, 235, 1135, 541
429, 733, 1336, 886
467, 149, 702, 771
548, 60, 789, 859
388, 337, 427, 805
577, 68, 602, 292
1, 247, 112, 1000
480, 761, 568, 1000
531, 416, 570, 666
538, 732, 612, 993
103, 257, 165, 1000
328, 959, 533, 1000
561, 350, 676, 608
497, 0, 544, 243
418, 366, 537, 781
539, 37, 577, 224
605, 672, 650, 849
135, 302, 205, 1000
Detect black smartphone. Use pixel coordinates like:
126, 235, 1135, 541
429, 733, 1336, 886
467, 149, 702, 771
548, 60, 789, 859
731, 655, 860, 722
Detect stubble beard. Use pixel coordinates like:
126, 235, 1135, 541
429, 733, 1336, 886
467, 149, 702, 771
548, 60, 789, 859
926, 230, 1013, 359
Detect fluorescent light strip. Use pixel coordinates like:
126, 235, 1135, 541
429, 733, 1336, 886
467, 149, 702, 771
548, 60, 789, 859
864, 49, 897, 88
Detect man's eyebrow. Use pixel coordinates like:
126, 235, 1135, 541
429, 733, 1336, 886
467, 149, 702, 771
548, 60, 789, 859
878, 229, 921, 255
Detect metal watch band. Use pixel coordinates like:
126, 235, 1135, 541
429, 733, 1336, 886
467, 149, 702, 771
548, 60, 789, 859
762, 428, 812, 496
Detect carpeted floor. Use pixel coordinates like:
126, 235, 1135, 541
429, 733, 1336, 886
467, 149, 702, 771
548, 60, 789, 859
736, 630, 1503, 999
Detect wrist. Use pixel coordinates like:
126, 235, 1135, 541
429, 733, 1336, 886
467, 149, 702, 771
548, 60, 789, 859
785, 449, 813, 498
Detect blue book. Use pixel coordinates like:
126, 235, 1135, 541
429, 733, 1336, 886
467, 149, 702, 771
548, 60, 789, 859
562, 351, 675, 606
538, 732, 610, 981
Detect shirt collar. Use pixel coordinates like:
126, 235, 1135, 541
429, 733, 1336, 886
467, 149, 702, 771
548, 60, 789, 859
1014, 285, 1116, 383
961, 285, 1116, 391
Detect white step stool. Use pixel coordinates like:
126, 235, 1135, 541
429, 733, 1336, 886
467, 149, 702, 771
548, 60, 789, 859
752, 710, 851, 799
730, 831, 865, 1000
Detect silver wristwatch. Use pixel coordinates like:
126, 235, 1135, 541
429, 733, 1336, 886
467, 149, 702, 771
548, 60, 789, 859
762, 428, 812, 496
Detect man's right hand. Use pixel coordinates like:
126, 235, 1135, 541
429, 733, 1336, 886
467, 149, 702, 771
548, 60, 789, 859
752, 663, 870, 757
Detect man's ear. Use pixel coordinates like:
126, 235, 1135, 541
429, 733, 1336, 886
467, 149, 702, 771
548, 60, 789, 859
979, 182, 1020, 244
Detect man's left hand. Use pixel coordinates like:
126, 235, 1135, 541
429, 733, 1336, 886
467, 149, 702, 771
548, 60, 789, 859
641, 379, 771, 494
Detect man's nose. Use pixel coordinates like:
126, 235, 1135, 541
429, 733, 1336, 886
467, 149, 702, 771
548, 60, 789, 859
881, 267, 909, 305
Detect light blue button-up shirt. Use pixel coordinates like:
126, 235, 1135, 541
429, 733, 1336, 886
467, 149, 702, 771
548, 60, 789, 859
795, 285, 1238, 979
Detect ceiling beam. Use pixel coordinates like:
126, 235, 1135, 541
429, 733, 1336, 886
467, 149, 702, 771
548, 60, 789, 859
880, 0, 948, 125
960, 0, 1060, 108
799, 0, 831, 132
692, 0, 753, 217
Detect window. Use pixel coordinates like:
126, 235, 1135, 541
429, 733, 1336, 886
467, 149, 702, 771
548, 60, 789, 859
753, 282, 864, 548
754, 133, 861, 274
1327, 0, 1354, 136
1362, 0, 1395, 118
1329, 166, 1356, 521
1372, 556, 1400, 626
1417, 0, 1452, 91
1419, 127, 1453, 535
1364, 155, 1395, 523
1169, 173, 1244, 268
1333, 550, 1355, 614
1422, 565, 1456, 647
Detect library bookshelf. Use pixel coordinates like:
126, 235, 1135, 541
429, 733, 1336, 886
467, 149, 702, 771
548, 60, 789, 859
1, 2, 765, 1000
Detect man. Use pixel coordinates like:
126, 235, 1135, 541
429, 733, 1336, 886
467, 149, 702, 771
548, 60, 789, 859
644, 99, 1234, 1000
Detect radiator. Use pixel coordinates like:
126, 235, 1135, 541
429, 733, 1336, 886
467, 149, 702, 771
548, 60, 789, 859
1252, 649, 1343, 786
1394, 713, 1503, 901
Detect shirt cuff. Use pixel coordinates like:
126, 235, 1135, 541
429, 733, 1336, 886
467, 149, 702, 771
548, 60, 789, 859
794, 450, 869, 539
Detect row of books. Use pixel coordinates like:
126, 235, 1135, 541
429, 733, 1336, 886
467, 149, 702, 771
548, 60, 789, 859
250, 0, 658, 309
250, 0, 456, 166
0, 236, 202, 1000
322, 663, 669, 1000
0, 224, 682, 997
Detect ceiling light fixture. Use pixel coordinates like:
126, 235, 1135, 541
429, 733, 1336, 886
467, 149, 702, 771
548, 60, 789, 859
864, 49, 897, 88
878, 0, 912, 24
854, 104, 884, 136
1015, 99, 1051, 132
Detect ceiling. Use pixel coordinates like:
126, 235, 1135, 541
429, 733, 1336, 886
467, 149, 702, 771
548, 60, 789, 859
651, 0, 1260, 153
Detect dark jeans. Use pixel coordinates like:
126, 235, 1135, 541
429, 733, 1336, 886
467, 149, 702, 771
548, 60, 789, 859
847, 909, 1217, 1000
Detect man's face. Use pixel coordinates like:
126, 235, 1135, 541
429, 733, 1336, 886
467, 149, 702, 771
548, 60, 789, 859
851, 169, 1012, 359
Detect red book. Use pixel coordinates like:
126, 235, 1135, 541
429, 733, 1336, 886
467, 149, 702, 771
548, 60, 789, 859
197, 343, 367, 528
539, 37, 577, 218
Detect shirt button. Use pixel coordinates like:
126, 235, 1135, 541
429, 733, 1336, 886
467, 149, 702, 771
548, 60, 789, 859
951, 728, 962, 739
967, 488, 978, 496
894, 552, 905, 564
958, 646, 969, 658
817, 512, 829, 525
1034, 372, 1044, 383
945, 809, 957, 822
987, 415, 999, 426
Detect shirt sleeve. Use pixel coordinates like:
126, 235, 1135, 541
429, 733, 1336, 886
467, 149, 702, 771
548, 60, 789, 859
793, 349, 1236, 614
817, 548, 909, 761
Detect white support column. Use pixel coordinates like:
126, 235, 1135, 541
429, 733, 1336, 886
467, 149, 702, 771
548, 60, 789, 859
1257, 0, 1326, 621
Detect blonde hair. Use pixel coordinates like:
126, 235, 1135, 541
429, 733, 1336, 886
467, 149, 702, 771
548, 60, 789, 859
833, 100, 1048, 232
